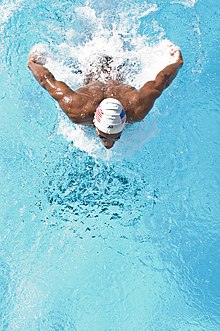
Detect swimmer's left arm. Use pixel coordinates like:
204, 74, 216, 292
133, 49, 183, 121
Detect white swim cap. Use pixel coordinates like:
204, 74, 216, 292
94, 98, 126, 134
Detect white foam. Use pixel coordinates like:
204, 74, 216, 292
136, 4, 158, 19
57, 110, 159, 160
0, 0, 24, 58
75, 6, 98, 22
171, 0, 197, 8
32, 5, 181, 160
0, 0, 23, 25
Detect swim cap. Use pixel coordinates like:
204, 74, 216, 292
94, 98, 126, 134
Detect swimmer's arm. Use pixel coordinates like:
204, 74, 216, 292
27, 60, 76, 112
135, 51, 183, 121
151, 50, 183, 93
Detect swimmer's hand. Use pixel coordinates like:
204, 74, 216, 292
168, 43, 183, 65
28, 44, 49, 66
28, 52, 46, 66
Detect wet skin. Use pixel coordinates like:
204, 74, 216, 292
28, 49, 183, 149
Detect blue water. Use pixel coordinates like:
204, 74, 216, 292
0, 0, 219, 330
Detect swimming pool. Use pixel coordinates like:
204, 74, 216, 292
0, 0, 219, 329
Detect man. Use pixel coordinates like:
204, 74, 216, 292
28, 46, 183, 149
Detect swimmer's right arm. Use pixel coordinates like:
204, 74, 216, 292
28, 55, 89, 124
27, 58, 75, 107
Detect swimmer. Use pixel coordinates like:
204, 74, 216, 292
28, 45, 183, 149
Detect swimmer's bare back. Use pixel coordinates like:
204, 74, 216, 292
28, 48, 183, 125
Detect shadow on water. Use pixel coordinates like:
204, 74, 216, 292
38, 145, 155, 239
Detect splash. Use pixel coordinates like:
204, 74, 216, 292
57, 110, 160, 160
0, 0, 23, 26
31, 4, 180, 160
171, 0, 197, 7
0, 0, 24, 58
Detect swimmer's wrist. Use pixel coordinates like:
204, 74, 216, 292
28, 54, 37, 65
27, 58, 34, 68
177, 52, 183, 65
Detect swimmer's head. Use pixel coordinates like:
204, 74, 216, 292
94, 98, 126, 149
95, 128, 122, 149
